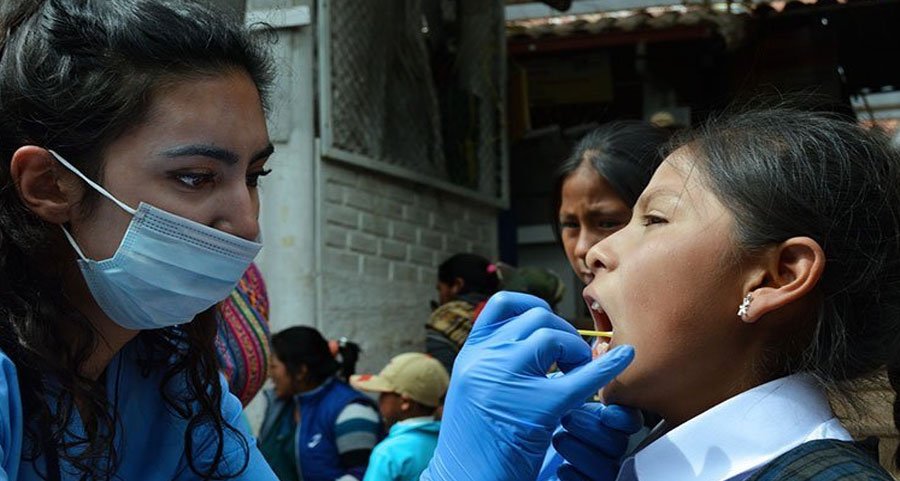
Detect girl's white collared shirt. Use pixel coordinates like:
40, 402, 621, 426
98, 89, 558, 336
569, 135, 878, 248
618, 373, 852, 481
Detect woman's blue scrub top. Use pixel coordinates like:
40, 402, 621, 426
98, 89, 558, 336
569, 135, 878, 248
1, 343, 277, 480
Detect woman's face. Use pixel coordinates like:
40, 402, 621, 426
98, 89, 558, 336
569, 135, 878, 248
67, 70, 271, 262
582, 150, 757, 425
559, 161, 632, 285
269, 354, 299, 399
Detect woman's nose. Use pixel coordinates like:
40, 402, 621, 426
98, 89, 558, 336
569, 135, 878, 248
214, 187, 260, 241
574, 230, 598, 267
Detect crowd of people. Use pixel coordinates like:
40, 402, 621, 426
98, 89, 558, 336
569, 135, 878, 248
2, 1, 900, 481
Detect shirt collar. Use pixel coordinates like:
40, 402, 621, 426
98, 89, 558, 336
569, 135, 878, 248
396, 416, 435, 426
620, 373, 852, 481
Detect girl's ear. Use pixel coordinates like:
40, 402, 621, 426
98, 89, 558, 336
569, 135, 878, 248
740, 237, 825, 323
10, 146, 81, 224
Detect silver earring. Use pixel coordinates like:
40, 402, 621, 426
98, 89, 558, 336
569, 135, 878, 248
737, 293, 753, 319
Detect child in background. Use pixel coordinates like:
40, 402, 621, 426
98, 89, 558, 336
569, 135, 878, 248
496, 263, 566, 311
351, 353, 450, 481
426, 253, 500, 373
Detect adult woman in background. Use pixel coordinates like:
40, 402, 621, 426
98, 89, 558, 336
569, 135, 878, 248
0, 0, 277, 478
260, 327, 382, 481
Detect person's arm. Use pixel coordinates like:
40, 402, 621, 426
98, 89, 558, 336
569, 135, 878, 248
334, 401, 381, 480
1, 351, 23, 481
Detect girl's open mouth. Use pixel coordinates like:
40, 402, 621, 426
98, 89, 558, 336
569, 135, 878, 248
584, 295, 613, 334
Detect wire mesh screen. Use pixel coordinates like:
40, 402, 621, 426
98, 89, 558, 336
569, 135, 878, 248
324, 0, 505, 200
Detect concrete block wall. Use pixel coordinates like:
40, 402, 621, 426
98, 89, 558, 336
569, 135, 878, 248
319, 161, 499, 373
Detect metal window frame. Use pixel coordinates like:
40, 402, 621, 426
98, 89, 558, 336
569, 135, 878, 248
317, 0, 510, 209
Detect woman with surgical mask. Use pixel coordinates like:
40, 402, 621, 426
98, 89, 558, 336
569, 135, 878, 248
0, 0, 277, 479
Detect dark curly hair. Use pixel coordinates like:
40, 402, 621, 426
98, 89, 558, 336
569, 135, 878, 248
0, 0, 273, 479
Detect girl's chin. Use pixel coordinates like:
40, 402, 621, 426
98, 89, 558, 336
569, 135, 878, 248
598, 377, 631, 406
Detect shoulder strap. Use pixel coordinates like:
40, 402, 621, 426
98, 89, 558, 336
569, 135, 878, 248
747, 439, 892, 481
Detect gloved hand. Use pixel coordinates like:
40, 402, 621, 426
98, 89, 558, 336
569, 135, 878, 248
554, 404, 644, 481
421, 291, 635, 481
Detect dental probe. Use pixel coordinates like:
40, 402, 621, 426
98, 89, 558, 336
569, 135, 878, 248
577, 330, 613, 338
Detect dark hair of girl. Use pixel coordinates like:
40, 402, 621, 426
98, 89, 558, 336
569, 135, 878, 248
551, 121, 671, 241
678, 107, 900, 467
437, 253, 500, 297
271, 327, 340, 386
0, 0, 273, 479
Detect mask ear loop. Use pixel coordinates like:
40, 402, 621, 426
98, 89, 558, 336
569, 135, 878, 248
47, 149, 137, 215
48, 149, 137, 261
60, 227, 89, 261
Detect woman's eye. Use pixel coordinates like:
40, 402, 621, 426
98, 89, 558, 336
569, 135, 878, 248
597, 221, 625, 230
246, 168, 273, 187
175, 172, 215, 188
641, 215, 667, 226
559, 221, 579, 230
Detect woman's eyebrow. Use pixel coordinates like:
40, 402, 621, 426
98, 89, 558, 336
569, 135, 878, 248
160, 142, 274, 165
162, 144, 239, 164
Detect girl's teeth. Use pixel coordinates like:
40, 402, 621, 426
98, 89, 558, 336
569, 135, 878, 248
591, 301, 601, 311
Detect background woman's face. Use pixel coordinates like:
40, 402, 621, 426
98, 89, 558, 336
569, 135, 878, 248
582, 151, 755, 425
559, 162, 632, 285
269, 354, 298, 399
66, 70, 272, 262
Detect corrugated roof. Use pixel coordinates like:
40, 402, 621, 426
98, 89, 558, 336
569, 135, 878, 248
506, 1, 856, 52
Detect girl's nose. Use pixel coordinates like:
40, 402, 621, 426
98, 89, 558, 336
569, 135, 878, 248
585, 242, 612, 274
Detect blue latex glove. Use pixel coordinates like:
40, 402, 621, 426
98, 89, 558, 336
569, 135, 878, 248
554, 404, 644, 481
421, 292, 635, 481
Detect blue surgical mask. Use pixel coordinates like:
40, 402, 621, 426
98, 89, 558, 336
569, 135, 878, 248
49, 150, 263, 330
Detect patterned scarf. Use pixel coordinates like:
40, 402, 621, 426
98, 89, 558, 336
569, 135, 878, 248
215, 263, 272, 406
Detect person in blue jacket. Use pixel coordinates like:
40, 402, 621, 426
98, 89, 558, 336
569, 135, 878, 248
350, 352, 450, 481
0, 0, 278, 479
259, 327, 383, 481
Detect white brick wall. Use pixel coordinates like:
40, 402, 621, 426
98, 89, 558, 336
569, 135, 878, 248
319, 161, 498, 373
